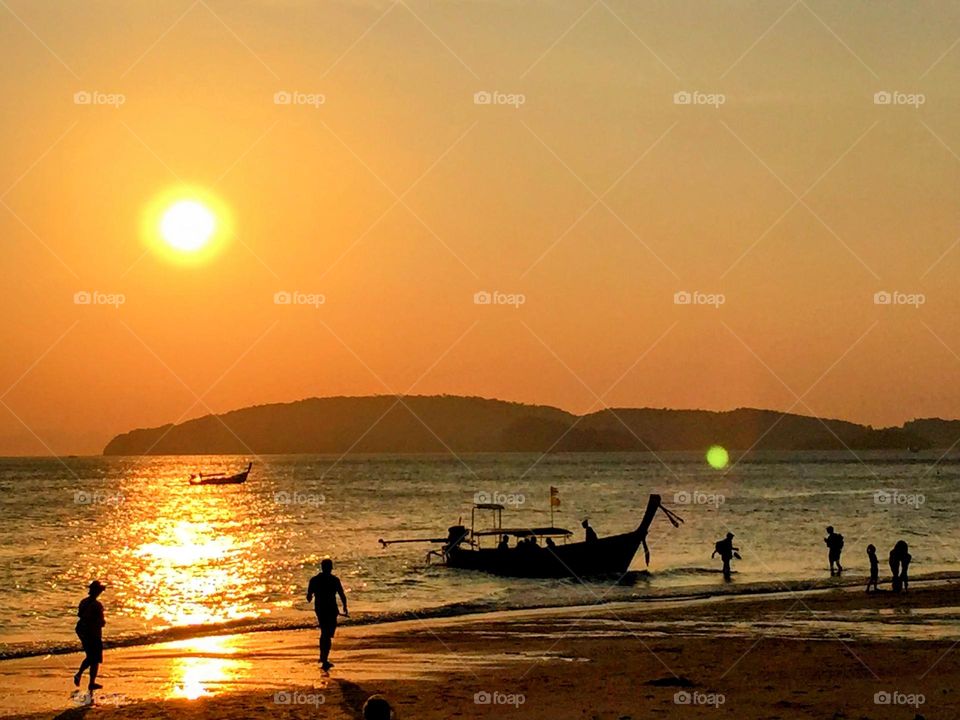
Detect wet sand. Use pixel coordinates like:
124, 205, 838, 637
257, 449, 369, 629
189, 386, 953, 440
5, 581, 960, 719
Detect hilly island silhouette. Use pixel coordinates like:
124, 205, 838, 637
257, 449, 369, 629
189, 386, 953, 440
102, 395, 960, 456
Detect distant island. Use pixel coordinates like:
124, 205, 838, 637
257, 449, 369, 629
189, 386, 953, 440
102, 395, 960, 455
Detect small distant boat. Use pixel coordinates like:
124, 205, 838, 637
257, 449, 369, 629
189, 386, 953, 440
189, 462, 252, 486
908, 446, 921, 454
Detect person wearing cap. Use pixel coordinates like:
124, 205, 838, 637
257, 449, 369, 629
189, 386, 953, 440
306, 558, 348, 670
73, 580, 107, 693
712, 532, 741, 580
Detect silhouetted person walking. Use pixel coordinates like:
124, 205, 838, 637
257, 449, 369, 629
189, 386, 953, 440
824, 526, 844, 575
582, 519, 598, 542
73, 580, 106, 696
307, 559, 348, 670
865, 544, 879, 592
712, 532, 740, 580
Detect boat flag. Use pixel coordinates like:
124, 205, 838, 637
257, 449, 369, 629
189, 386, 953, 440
549, 486, 561, 507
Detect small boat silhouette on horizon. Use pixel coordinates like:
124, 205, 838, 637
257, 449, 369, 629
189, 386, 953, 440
188, 462, 252, 486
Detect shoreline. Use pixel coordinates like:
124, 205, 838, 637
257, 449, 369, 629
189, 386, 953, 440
6, 570, 960, 661
4, 579, 960, 718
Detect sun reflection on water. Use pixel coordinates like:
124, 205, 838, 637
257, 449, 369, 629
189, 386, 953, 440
104, 466, 270, 631
165, 635, 249, 700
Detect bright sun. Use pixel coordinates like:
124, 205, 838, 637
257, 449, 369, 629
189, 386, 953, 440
160, 200, 216, 252
144, 187, 232, 265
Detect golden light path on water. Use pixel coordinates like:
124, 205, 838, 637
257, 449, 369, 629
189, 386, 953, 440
102, 461, 275, 635
165, 636, 250, 700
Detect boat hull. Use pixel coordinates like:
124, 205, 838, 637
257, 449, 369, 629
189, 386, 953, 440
189, 470, 249, 486
445, 530, 644, 578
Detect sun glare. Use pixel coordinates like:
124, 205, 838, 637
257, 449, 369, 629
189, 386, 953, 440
161, 200, 216, 252
144, 187, 232, 265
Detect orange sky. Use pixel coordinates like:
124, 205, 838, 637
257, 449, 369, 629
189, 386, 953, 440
2, 1, 959, 455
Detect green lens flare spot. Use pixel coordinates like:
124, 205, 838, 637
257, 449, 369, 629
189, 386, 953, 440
706, 445, 729, 470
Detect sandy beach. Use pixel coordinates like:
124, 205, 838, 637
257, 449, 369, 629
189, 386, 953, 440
4, 579, 959, 719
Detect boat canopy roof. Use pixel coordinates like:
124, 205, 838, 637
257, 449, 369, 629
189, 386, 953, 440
473, 527, 573, 538
474, 503, 505, 510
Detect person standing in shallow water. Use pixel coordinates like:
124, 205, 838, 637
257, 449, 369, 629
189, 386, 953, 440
824, 526, 844, 575
307, 558, 348, 670
712, 532, 740, 580
865, 545, 879, 592
73, 580, 107, 695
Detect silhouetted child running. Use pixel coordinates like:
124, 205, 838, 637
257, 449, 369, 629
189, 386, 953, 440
865, 545, 879, 592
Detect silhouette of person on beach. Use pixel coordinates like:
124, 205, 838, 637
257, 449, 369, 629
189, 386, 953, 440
888, 541, 910, 592
865, 544, 879, 592
306, 558, 348, 670
73, 580, 106, 695
824, 526, 844, 575
497, 534, 510, 551
582, 519, 598, 542
363, 694, 394, 719
712, 532, 740, 580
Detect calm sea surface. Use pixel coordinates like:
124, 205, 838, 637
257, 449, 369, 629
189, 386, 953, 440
0, 451, 957, 655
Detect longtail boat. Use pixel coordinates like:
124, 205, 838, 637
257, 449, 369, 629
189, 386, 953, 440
379, 493, 682, 579
188, 462, 252, 486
